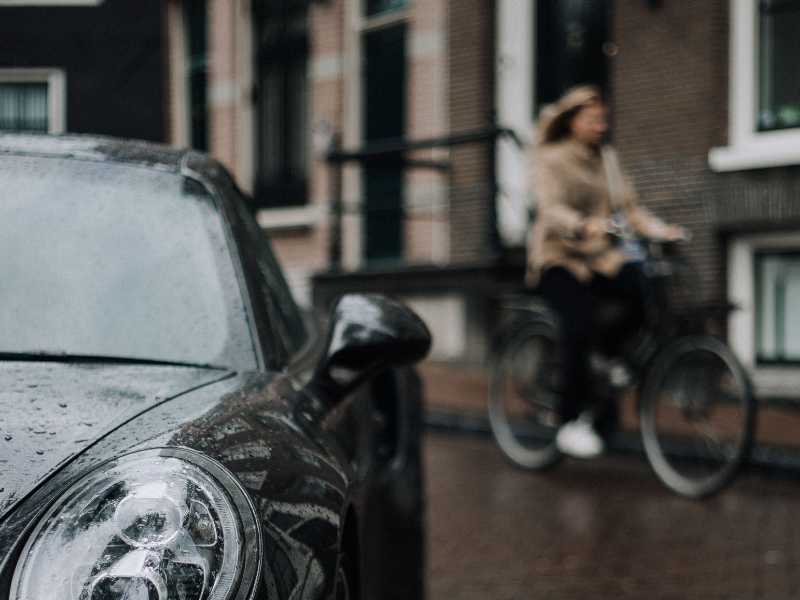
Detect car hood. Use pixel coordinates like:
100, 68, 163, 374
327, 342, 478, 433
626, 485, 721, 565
0, 361, 233, 520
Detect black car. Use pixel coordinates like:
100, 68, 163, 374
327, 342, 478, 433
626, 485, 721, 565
0, 135, 431, 600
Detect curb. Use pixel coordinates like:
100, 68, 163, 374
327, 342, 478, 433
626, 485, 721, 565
424, 408, 800, 475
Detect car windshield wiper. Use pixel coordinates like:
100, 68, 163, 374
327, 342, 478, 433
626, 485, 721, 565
0, 351, 230, 371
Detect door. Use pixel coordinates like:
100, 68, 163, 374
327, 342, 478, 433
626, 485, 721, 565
362, 24, 406, 264
535, 0, 611, 111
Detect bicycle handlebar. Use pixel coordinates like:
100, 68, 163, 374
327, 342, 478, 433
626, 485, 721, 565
603, 220, 692, 246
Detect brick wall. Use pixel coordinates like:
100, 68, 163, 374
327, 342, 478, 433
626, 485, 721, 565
447, 0, 495, 264
207, 0, 239, 174
310, 0, 455, 272
198, 0, 341, 304
612, 0, 728, 302
613, 0, 800, 303
716, 169, 800, 231
284, 0, 455, 295
200, 1, 500, 300
405, 0, 450, 264
264, 0, 344, 300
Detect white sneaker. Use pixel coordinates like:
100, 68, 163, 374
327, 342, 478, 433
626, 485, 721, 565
556, 415, 605, 459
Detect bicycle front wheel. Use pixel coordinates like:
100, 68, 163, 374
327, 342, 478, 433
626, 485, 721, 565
488, 321, 562, 470
640, 336, 755, 498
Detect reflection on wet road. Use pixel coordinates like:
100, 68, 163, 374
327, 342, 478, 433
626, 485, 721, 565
425, 433, 800, 599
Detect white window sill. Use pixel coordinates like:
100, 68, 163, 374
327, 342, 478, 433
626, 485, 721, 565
709, 133, 800, 172
255, 206, 321, 232
751, 367, 800, 400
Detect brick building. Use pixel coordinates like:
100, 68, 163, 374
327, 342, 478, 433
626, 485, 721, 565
162, 0, 508, 364
159, 0, 800, 397
0, 0, 166, 141
4, 1, 796, 398
611, 0, 800, 398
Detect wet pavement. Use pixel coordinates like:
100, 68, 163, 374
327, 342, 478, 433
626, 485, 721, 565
418, 361, 800, 466
425, 432, 800, 599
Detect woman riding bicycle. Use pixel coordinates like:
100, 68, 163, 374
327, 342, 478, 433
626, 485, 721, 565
527, 85, 687, 459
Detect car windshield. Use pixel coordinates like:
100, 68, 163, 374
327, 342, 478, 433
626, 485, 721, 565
0, 155, 256, 370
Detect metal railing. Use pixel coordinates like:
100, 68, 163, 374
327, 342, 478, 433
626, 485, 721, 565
323, 126, 523, 270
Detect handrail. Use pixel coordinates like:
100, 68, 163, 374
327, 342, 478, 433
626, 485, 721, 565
325, 126, 524, 270
325, 126, 524, 164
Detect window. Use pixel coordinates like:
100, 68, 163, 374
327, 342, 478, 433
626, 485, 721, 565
757, 0, 800, 132
755, 251, 800, 363
0, 155, 256, 370
0, 83, 48, 132
728, 232, 800, 397
361, 3, 407, 264
253, 0, 309, 209
365, 0, 406, 18
534, 0, 610, 115
185, 0, 208, 151
0, 69, 65, 134
709, 0, 800, 171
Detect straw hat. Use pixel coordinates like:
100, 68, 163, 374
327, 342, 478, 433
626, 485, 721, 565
537, 85, 604, 145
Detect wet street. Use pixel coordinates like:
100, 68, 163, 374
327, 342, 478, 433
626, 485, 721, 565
425, 432, 800, 599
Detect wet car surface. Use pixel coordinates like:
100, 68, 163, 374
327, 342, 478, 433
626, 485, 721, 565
0, 134, 431, 600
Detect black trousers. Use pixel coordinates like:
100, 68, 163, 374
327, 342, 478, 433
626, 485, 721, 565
538, 263, 647, 422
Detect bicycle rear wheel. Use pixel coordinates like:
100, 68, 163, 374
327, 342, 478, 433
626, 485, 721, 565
640, 336, 755, 498
488, 321, 562, 470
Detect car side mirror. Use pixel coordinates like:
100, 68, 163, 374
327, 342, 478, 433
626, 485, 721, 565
311, 294, 431, 401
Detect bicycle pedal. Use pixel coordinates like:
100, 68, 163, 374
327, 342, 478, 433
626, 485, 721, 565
609, 364, 633, 388
590, 354, 634, 389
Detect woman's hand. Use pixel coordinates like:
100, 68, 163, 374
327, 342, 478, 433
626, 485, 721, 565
659, 224, 691, 242
576, 217, 608, 241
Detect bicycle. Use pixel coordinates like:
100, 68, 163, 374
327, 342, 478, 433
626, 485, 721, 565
487, 229, 756, 499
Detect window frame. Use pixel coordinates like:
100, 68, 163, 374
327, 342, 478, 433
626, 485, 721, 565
728, 231, 800, 397
753, 249, 800, 365
237, 194, 312, 365
364, 0, 407, 19
0, 68, 66, 134
184, 0, 209, 152
709, 0, 800, 172
236, 192, 310, 360
184, 163, 269, 372
252, 0, 311, 211
494, 1, 541, 249
360, 0, 408, 26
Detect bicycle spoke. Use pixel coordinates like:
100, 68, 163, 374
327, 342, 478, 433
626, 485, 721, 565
691, 419, 736, 461
489, 324, 562, 470
641, 336, 755, 498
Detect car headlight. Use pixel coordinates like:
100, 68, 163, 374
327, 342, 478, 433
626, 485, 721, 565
10, 448, 260, 600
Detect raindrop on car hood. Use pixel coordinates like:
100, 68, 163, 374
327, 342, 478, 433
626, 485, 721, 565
0, 361, 231, 520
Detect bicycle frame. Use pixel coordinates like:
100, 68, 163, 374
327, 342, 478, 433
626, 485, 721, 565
489, 236, 756, 498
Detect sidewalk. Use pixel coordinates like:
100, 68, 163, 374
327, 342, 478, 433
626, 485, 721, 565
418, 361, 800, 469
425, 432, 800, 600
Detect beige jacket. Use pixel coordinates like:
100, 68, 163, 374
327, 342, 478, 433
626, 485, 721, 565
527, 139, 667, 285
